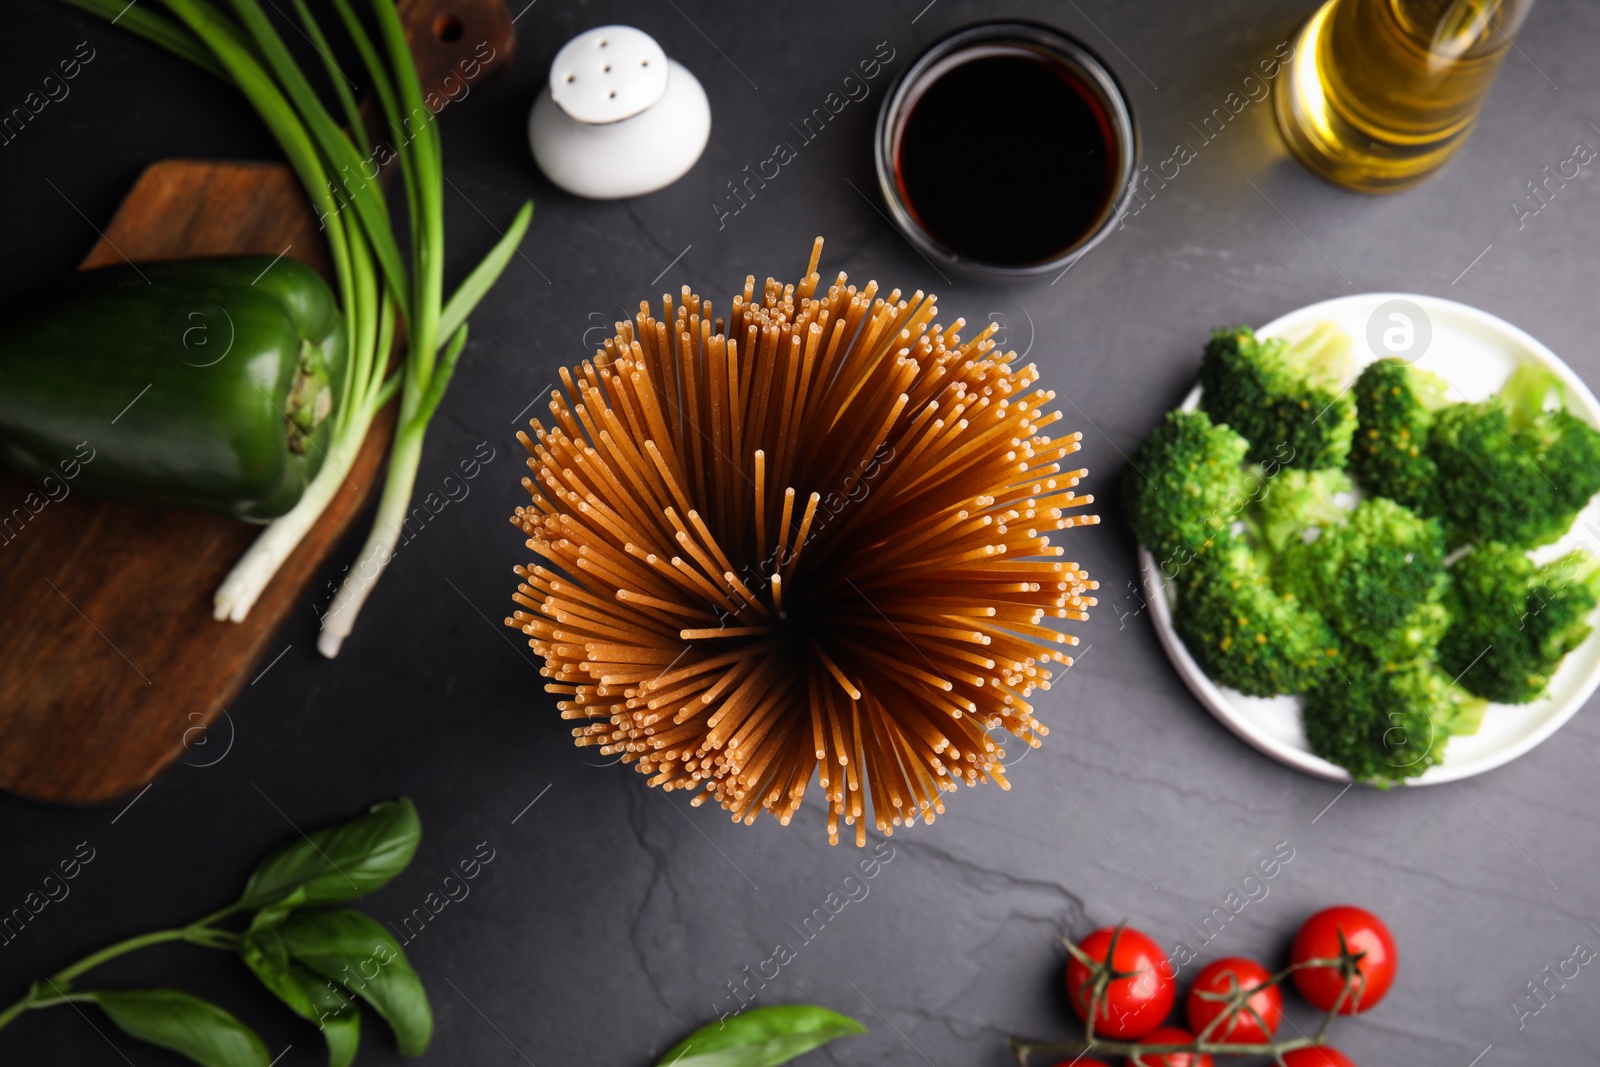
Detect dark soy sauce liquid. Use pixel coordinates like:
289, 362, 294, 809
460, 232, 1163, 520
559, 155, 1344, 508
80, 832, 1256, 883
894, 47, 1119, 266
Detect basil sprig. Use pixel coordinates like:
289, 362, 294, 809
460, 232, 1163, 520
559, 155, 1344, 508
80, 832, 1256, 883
656, 1005, 866, 1067
0, 798, 428, 1067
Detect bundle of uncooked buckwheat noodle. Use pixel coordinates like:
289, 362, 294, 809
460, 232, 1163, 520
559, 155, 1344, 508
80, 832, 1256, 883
508, 239, 1097, 845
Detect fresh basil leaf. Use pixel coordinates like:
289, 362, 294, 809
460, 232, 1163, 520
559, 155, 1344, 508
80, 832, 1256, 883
323, 1007, 361, 1067
291, 963, 360, 1027
240, 887, 306, 978
242, 894, 365, 1067
243, 927, 355, 1022
250, 885, 309, 933
241, 889, 311, 1016
654, 1005, 865, 1067
259, 958, 363, 1067
276, 963, 362, 1067
241, 925, 305, 1016
95, 989, 271, 1067
238, 798, 420, 910
281, 909, 432, 1056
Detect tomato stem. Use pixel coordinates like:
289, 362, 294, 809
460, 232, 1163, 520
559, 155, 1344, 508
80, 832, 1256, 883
1011, 951, 1362, 1065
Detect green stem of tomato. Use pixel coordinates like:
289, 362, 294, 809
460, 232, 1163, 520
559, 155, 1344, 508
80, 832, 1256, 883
1008, 1032, 1328, 1062
1024, 952, 1355, 1066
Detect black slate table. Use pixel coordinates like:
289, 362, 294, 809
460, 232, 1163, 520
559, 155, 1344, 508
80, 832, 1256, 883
3, 0, 1598, 1063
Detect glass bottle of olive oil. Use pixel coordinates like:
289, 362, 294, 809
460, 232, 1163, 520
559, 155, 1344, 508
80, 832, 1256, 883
1275, 0, 1535, 192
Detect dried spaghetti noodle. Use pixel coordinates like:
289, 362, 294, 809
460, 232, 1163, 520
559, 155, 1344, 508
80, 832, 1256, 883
508, 239, 1097, 845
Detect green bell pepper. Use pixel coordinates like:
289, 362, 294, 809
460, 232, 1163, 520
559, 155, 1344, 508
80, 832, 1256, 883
0, 255, 346, 521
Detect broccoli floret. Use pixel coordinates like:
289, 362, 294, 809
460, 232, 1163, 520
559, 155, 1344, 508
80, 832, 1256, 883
1429, 363, 1600, 548
1438, 543, 1600, 704
1172, 540, 1340, 697
1199, 322, 1356, 470
1124, 410, 1254, 566
1528, 409, 1600, 524
1303, 648, 1484, 786
1253, 468, 1353, 553
1429, 403, 1556, 546
1511, 363, 1600, 525
1378, 599, 1451, 664
1276, 497, 1447, 655
1350, 358, 1450, 509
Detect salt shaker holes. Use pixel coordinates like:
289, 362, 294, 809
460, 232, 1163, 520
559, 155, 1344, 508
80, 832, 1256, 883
529, 24, 711, 199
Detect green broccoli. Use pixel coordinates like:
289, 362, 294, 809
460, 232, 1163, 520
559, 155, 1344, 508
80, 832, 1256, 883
1252, 468, 1352, 553
1303, 648, 1485, 786
1199, 322, 1356, 470
1124, 409, 1254, 566
1512, 364, 1600, 530
1438, 543, 1600, 703
1429, 362, 1600, 548
1350, 357, 1450, 509
1377, 599, 1451, 664
1275, 496, 1447, 656
1172, 540, 1340, 697
1428, 403, 1550, 546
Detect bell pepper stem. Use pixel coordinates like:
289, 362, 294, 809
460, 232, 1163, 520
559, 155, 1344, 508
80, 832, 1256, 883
315, 426, 426, 657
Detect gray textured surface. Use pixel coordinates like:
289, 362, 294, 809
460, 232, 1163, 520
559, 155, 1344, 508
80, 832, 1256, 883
2, 0, 1598, 1063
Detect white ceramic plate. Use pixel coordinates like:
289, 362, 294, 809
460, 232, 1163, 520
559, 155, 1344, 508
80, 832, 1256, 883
1138, 293, 1600, 784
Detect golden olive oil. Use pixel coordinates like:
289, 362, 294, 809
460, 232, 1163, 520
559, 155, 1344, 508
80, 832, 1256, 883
1275, 0, 1532, 192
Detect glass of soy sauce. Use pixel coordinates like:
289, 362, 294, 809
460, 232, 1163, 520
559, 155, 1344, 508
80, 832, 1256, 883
875, 22, 1139, 277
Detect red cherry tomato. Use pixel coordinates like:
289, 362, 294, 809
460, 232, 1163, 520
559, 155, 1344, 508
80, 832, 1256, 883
1282, 1048, 1357, 1067
1183, 956, 1283, 1043
1129, 1025, 1213, 1067
1291, 906, 1397, 1013
1064, 926, 1176, 1040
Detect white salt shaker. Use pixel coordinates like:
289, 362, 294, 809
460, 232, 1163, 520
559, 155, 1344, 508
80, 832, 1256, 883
528, 25, 711, 200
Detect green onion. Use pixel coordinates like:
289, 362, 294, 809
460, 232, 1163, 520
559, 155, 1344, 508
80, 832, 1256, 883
59, 0, 231, 78
68, 0, 532, 651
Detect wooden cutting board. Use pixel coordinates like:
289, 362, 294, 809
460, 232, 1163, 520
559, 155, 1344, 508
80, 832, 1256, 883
0, 0, 515, 805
